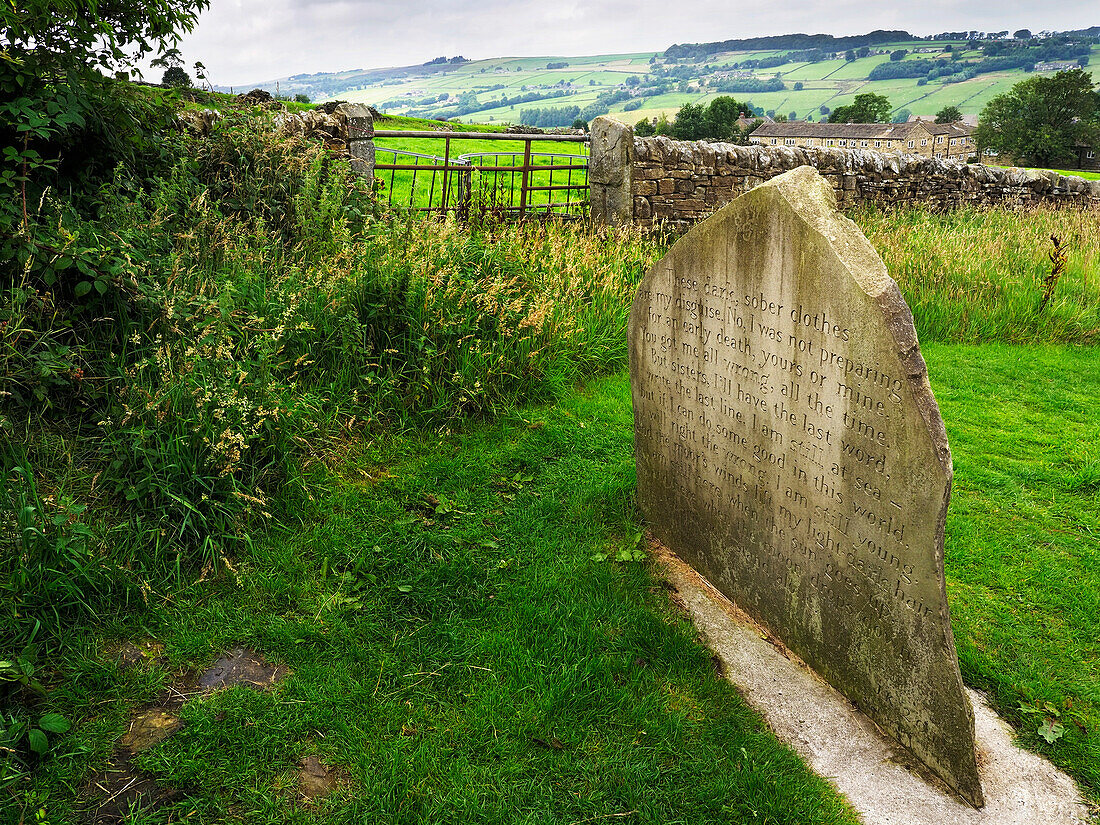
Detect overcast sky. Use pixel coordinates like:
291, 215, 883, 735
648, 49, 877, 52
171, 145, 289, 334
168, 0, 1098, 86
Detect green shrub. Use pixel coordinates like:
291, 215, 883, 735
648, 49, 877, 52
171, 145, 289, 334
0, 108, 661, 648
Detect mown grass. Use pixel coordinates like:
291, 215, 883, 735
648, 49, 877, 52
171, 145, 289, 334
925, 343, 1100, 800
13, 344, 1100, 821
854, 204, 1100, 344
992, 165, 1100, 181
10, 380, 859, 825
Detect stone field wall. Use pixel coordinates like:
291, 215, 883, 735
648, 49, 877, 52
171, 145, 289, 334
589, 117, 1100, 227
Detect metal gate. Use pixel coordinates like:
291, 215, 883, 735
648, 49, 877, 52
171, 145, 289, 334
371, 130, 589, 219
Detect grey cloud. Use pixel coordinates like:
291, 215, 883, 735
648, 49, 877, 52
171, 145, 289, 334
170, 0, 1099, 87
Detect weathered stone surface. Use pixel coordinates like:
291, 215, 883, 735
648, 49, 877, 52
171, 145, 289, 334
197, 647, 288, 692
628, 166, 983, 806
336, 103, 374, 140
589, 116, 634, 226
338, 103, 374, 178
120, 710, 182, 752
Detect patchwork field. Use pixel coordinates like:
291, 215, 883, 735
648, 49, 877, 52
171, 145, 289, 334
242, 42, 1100, 127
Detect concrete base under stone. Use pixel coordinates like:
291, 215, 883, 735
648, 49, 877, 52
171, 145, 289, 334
654, 542, 1090, 825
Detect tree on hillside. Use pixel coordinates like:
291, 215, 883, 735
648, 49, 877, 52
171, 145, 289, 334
890, 49, 908, 61
892, 108, 912, 123
1014, 29, 1032, 40
828, 93, 892, 123
703, 95, 748, 140
975, 69, 1100, 167
669, 102, 708, 140
844, 50, 856, 62
935, 105, 963, 123
161, 65, 191, 87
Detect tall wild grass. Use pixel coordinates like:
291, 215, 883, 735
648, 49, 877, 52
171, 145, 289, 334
0, 116, 659, 648
853, 205, 1100, 344
4, 110, 1099, 652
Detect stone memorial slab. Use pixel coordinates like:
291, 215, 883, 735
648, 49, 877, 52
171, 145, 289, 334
628, 165, 983, 806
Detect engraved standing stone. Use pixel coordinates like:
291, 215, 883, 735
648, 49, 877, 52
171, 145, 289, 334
629, 166, 983, 806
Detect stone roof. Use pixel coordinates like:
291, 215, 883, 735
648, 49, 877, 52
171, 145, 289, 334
751, 121, 920, 140
750, 120, 975, 141
906, 116, 977, 134
919, 121, 976, 137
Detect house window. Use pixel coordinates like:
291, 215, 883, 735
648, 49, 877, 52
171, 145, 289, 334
806, 138, 815, 146
1087, 150, 1096, 159
908, 140, 915, 148
860, 140, 868, 147
950, 138, 957, 145
839, 139, 847, 146
937, 136, 944, 143
921, 139, 928, 146
874, 140, 881, 147
785, 138, 796, 145
771, 138, 778, 145
826, 139, 834, 146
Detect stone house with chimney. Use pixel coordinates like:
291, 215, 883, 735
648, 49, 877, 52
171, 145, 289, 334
748, 120, 976, 161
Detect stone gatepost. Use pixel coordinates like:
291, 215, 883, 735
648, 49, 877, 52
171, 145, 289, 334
589, 116, 634, 226
337, 103, 375, 179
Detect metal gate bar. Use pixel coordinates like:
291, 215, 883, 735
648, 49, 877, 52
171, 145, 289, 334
371, 131, 589, 219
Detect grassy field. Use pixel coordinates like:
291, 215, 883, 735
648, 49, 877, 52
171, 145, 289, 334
11, 342, 1100, 821
854, 205, 1100, 343
926, 344, 1100, 798
5, 94, 1100, 820
998, 167, 1100, 180
259, 42, 1100, 126
371, 115, 589, 214
10, 380, 864, 825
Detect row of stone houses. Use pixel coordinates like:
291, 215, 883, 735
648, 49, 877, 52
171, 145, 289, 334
747, 120, 977, 161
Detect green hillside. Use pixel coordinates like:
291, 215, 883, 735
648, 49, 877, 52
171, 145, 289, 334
236, 33, 1100, 126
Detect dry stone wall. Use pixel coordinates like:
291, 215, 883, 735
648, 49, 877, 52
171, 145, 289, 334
589, 117, 1100, 226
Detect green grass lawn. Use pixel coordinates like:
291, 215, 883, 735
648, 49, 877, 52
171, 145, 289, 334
16, 378, 861, 825
15, 341, 1100, 821
927, 344, 1100, 796
993, 167, 1100, 181
372, 115, 588, 213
